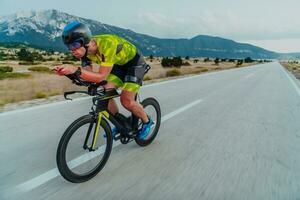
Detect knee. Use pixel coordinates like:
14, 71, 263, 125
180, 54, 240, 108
120, 96, 133, 110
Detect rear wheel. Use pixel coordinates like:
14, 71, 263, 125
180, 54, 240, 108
56, 114, 112, 183
135, 98, 161, 146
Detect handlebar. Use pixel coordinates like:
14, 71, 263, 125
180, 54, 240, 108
63, 73, 108, 100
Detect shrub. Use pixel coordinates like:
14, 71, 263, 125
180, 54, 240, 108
62, 61, 74, 64
166, 69, 181, 77
214, 67, 222, 70
236, 60, 244, 66
28, 66, 50, 73
35, 92, 47, 98
143, 75, 152, 81
172, 56, 183, 67
161, 56, 183, 68
161, 57, 172, 67
244, 57, 254, 63
204, 57, 210, 62
0, 72, 31, 80
0, 66, 13, 73
214, 58, 220, 65
182, 61, 191, 66
19, 61, 35, 65
17, 48, 33, 62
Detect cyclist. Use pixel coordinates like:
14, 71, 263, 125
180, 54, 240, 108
54, 21, 153, 140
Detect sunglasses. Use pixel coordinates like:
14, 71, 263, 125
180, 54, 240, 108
67, 41, 83, 51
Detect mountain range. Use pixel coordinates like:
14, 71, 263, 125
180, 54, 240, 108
0, 10, 298, 59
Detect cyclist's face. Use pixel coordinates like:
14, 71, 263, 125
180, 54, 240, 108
87, 39, 98, 55
71, 47, 86, 58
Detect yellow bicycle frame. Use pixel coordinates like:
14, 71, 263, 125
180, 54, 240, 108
91, 111, 110, 150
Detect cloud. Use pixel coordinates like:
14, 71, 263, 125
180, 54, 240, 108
129, 10, 300, 41
137, 12, 174, 28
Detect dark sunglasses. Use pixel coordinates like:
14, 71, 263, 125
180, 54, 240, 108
67, 41, 83, 50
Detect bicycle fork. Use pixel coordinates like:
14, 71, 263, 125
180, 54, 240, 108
83, 111, 109, 151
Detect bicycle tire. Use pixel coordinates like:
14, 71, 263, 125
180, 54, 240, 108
135, 98, 161, 147
56, 114, 112, 183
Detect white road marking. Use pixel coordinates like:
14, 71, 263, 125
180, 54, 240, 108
281, 66, 300, 97
14, 99, 203, 193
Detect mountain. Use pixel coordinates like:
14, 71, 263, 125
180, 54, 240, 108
0, 9, 285, 59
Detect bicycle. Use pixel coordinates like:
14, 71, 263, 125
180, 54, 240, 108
56, 73, 161, 183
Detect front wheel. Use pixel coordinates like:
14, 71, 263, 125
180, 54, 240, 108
135, 98, 161, 146
56, 114, 113, 183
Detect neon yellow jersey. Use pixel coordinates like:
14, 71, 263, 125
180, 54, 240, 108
87, 34, 137, 67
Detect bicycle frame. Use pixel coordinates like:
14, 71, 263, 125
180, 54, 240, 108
82, 89, 140, 151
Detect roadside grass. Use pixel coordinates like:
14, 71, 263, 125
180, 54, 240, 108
281, 62, 300, 80
0, 73, 81, 106
166, 68, 181, 77
0, 60, 259, 107
0, 72, 31, 80
28, 66, 51, 73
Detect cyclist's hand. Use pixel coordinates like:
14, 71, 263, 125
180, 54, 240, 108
53, 65, 77, 76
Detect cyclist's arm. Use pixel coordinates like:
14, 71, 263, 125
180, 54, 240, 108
80, 65, 112, 83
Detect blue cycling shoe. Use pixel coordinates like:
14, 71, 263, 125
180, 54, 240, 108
104, 126, 119, 138
138, 117, 155, 140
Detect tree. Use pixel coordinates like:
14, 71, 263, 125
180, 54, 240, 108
237, 60, 243, 66
17, 48, 34, 62
149, 55, 154, 59
172, 56, 182, 67
185, 56, 189, 60
244, 57, 253, 63
214, 57, 220, 65
161, 57, 172, 67
161, 56, 183, 68
204, 57, 210, 62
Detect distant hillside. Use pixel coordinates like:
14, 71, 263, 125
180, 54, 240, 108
0, 9, 296, 59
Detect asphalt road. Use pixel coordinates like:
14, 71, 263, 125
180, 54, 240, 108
1, 62, 300, 200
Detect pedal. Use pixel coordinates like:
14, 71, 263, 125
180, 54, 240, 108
120, 136, 130, 144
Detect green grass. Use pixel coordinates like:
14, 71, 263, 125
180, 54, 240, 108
28, 66, 50, 73
0, 66, 13, 73
0, 72, 31, 80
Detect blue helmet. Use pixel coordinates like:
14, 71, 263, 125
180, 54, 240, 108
62, 21, 92, 47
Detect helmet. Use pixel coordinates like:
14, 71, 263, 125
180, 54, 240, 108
62, 21, 92, 48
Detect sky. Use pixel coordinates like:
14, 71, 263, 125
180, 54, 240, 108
0, 0, 299, 53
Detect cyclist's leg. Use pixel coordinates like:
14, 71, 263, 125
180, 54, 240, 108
120, 51, 149, 123
106, 65, 126, 115
120, 90, 148, 123
104, 81, 119, 114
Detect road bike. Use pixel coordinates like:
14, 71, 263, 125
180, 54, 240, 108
56, 74, 161, 183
